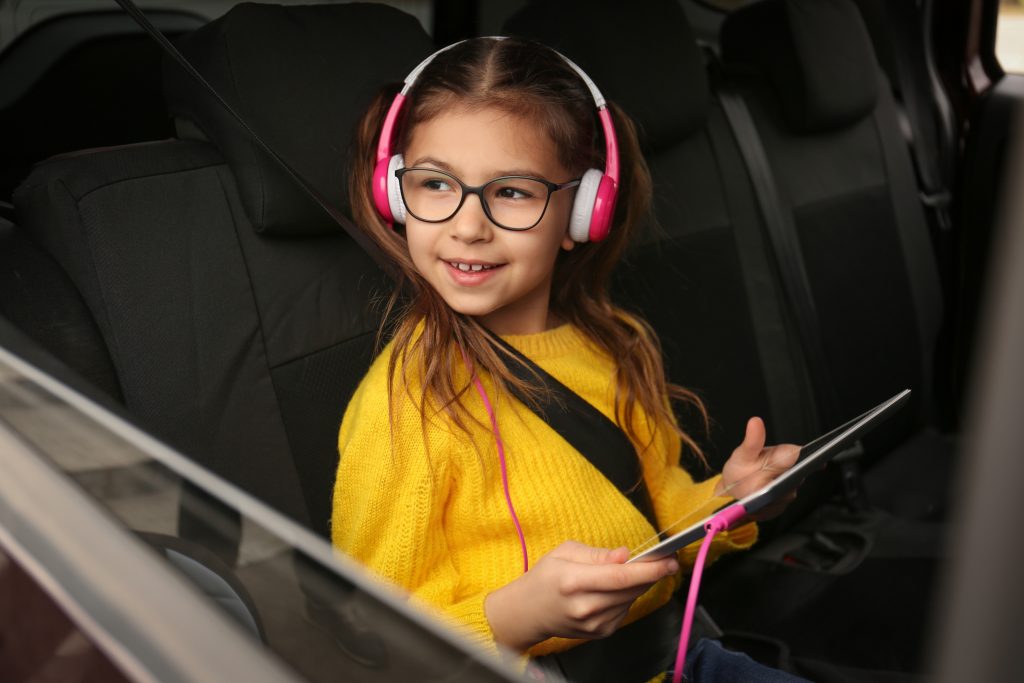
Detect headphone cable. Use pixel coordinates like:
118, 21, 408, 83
472, 375, 529, 574
672, 503, 747, 683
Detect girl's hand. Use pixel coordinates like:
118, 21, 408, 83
483, 541, 679, 652
715, 417, 800, 520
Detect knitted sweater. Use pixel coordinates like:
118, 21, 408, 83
331, 323, 757, 657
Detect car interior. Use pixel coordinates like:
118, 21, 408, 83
0, 0, 1020, 681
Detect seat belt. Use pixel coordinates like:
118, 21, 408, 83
716, 84, 842, 428
112, 0, 662, 529
488, 333, 660, 531
875, 0, 954, 234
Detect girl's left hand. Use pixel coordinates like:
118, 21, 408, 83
714, 417, 800, 520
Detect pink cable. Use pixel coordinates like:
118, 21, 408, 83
672, 503, 747, 683
472, 375, 530, 573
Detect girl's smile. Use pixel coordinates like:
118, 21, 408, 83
402, 106, 577, 335
443, 259, 505, 285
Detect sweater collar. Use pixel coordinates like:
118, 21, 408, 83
499, 323, 587, 361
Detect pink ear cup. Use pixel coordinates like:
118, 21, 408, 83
372, 155, 394, 224
373, 93, 407, 225
569, 168, 618, 243
588, 174, 618, 242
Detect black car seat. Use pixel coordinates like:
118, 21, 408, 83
504, 0, 952, 679
710, 2, 951, 678
0, 218, 124, 402
10, 4, 434, 546
718, 0, 954, 520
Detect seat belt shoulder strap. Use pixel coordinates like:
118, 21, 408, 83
488, 334, 660, 532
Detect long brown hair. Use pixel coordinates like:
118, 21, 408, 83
349, 38, 708, 465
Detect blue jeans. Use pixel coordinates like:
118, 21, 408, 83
681, 639, 811, 682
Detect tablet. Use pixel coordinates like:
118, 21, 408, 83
628, 389, 912, 563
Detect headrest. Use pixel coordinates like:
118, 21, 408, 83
162, 3, 433, 237
721, 0, 878, 134
502, 0, 709, 150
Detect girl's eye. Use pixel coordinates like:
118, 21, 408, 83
423, 178, 454, 192
495, 186, 535, 201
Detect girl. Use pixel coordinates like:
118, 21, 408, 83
332, 37, 802, 681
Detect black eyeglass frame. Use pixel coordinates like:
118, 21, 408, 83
395, 167, 582, 231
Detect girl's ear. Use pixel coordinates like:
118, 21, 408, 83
561, 232, 576, 252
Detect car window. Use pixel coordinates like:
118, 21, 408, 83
0, 344, 525, 682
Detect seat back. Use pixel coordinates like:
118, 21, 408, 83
720, 0, 944, 451
11, 4, 434, 537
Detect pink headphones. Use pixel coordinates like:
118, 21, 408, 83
371, 37, 620, 243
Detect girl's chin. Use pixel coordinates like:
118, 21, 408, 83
436, 295, 499, 320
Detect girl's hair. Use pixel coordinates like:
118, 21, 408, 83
349, 37, 708, 467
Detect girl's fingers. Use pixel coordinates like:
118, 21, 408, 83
563, 585, 654, 623
560, 555, 677, 595
572, 601, 634, 638
734, 417, 767, 463
550, 541, 626, 565
772, 443, 800, 469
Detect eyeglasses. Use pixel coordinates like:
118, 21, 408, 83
395, 167, 581, 231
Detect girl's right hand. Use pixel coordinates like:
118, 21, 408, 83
483, 541, 679, 652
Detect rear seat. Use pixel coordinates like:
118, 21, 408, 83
507, 0, 953, 513
719, 0, 944, 445
9, 4, 434, 544
506, 0, 950, 677
718, 0, 955, 520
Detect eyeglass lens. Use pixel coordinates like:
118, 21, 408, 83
399, 169, 551, 230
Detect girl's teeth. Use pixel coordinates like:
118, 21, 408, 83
453, 262, 492, 272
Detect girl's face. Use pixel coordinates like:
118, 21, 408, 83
402, 105, 577, 336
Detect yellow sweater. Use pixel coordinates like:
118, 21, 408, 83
331, 323, 756, 658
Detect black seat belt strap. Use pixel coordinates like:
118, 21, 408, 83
486, 333, 661, 532
717, 85, 843, 426
877, 0, 954, 233
705, 104, 818, 441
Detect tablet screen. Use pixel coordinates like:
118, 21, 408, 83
628, 389, 911, 562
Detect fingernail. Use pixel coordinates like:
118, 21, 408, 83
667, 560, 680, 573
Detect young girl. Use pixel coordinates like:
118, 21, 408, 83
332, 37, 802, 681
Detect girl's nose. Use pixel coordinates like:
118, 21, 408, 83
448, 193, 493, 243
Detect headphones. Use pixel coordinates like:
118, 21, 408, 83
371, 37, 620, 243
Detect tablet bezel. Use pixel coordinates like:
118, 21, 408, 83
627, 389, 912, 563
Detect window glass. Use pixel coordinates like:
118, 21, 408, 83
0, 351, 521, 683
997, 0, 1024, 74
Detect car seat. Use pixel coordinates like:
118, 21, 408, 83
9, 4, 434, 547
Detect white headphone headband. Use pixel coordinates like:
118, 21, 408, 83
400, 36, 607, 108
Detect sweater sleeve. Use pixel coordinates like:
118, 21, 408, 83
330, 369, 499, 652
642, 423, 758, 567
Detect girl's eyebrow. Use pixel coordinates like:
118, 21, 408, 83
410, 156, 456, 172
409, 156, 548, 180
491, 167, 548, 179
